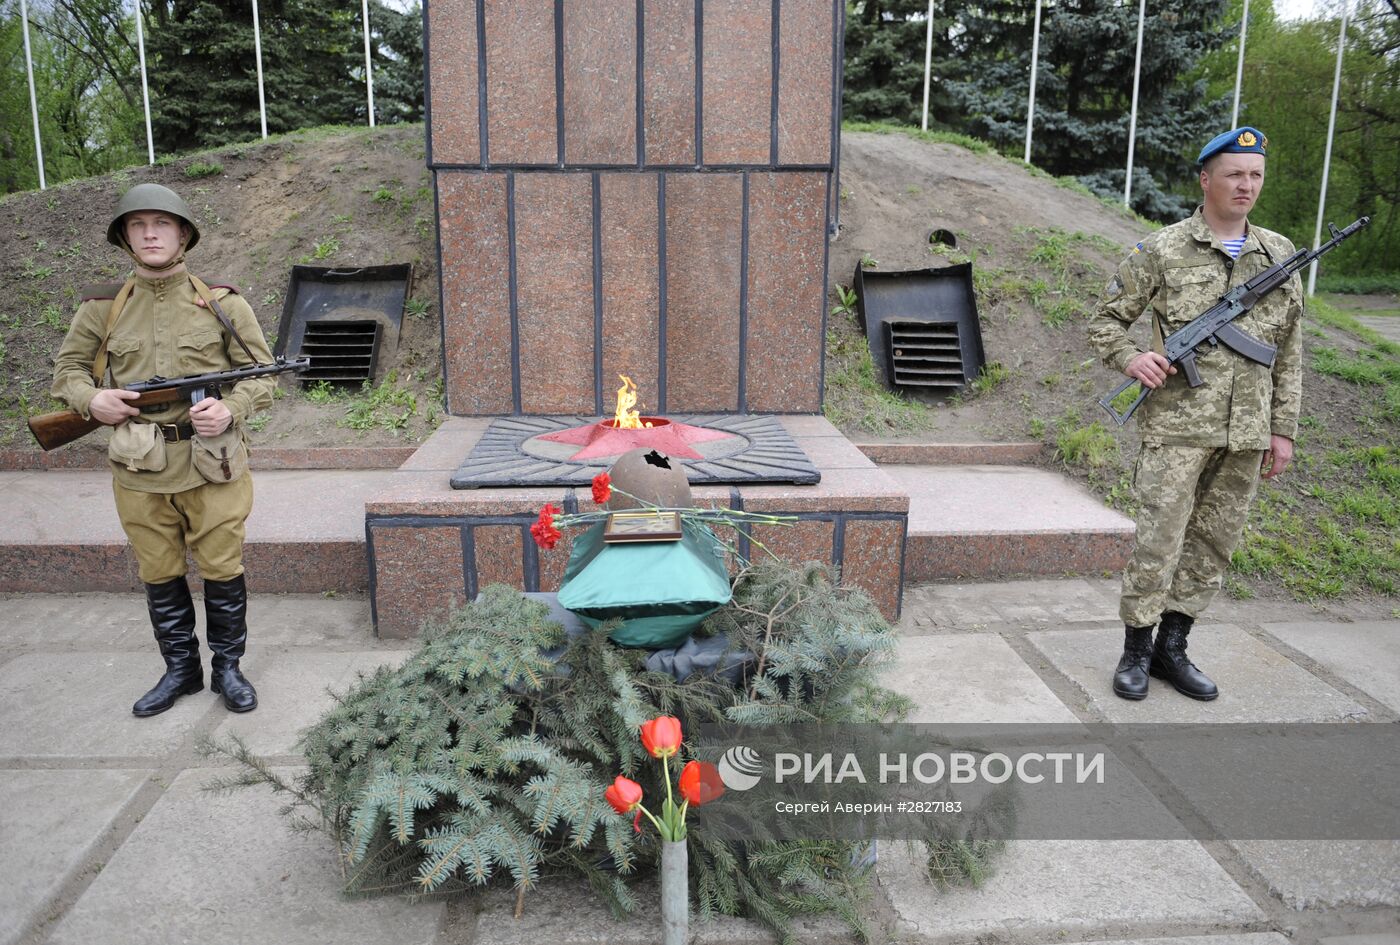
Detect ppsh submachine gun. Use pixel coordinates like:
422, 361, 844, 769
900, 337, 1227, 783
28, 356, 311, 451
1098, 216, 1370, 426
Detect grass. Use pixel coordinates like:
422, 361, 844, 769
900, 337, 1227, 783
300, 236, 341, 263
823, 319, 931, 434
184, 162, 223, 179
841, 120, 992, 155
1054, 420, 1118, 468
1316, 273, 1400, 295
404, 297, 432, 319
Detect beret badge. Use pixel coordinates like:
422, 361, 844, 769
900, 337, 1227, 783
1237, 130, 1257, 147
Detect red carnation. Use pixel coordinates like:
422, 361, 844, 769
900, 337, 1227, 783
592, 472, 612, 505
530, 504, 562, 550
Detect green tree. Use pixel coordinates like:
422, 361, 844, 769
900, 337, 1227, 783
1201, 1, 1399, 276
842, 0, 960, 127
0, 0, 143, 192
944, 0, 1233, 221
365, 0, 423, 124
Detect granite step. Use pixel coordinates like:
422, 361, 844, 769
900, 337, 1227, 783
855, 439, 1044, 465
0, 469, 393, 594
881, 464, 1134, 582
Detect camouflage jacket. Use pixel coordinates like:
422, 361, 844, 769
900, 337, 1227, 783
1086, 207, 1304, 450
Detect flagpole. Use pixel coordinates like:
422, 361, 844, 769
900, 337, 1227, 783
135, 0, 155, 164
1024, 0, 1042, 163
251, 0, 268, 138
361, 0, 376, 127
19, 0, 46, 189
1124, 0, 1146, 206
919, 0, 933, 132
1308, 1, 1349, 297
1230, 0, 1249, 127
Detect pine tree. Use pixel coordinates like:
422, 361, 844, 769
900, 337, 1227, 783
843, 0, 960, 127
944, 0, 1232, 221
207, 564, 1005, 942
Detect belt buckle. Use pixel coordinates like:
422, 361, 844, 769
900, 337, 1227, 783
161, 423, 183, 442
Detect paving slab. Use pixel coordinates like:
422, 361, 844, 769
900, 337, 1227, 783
1025, 624, 1370, 722
1032, 936, 1288, 945
210, 649, 411, 754
0, 592, 152, 649
1230, 840, 1400, 910
468, 878, 848, 945
44, 768, 443, 945
1320, 935, 1400, 945
900, 578, 1120, 632
0, 652, 218, 758
876, 840, 1265, 944
0, 769, 149, 945
0, 592, 388, 651
882, 634, 1080, 723
1261, 620, 1400, 714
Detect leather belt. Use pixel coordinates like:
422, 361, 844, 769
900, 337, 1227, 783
158, 422, 196, 442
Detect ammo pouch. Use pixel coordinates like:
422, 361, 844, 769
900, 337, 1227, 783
109, 422, 167, 473
191, 426, 249, 483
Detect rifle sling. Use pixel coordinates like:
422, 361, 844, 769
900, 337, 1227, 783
188, 274, 259, 365
91, 277, 137, 386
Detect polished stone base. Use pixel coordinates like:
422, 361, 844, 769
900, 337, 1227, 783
367, 417, 908, 638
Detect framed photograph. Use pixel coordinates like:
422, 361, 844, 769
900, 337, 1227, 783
603, 510, 684, 543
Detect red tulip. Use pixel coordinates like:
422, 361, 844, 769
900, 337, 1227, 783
591, 472, 612, 505
678, 760, 725, 807
605, 776, 642, 814
639, 716, 682, 759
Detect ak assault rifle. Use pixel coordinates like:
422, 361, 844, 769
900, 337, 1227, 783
28, 356, 311, 451
1098, 216, 1370, 426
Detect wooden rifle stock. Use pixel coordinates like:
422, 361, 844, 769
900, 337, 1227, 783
27, 389, 186, 451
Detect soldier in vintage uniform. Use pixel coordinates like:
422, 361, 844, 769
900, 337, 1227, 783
52, 184, 277, 716
1087, 128, 1303, 701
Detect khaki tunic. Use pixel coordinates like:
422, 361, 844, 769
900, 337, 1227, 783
1086, 207, 1303, 451
52, 273, 276, 494
1086, 208, 1305, 626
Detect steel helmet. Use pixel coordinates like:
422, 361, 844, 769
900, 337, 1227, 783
107, 183, 200, 252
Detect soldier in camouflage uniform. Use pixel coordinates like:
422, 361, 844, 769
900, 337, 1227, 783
1087, 128, 1303, 701
52, 184, 277, 717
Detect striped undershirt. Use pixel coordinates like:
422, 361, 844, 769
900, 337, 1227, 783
1222, 236, 1247, 258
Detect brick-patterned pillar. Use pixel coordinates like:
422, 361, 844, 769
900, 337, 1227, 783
426, 0, 841, 417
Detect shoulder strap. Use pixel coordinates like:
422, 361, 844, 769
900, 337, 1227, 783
188, 273, 259, 365
91, 277, 138, 385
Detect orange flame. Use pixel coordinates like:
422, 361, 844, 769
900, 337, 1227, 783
612, 375, 653, 429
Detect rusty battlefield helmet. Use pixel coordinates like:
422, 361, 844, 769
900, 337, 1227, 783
107, 183, 200, 252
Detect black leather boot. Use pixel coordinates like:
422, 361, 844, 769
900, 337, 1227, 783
204, 575, 257, 712
1112, 624, 1155, 700
133, 577, 204, 717
1150, 611, 1218, 700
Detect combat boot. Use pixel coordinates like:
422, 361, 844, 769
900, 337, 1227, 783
1112, 624, 1155, 700
204, 575, 257, 712
1150, 611, 1218, 700
133, 577, 204, 717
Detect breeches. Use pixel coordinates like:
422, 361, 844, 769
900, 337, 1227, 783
112, 475, 254, 584
1120, 444, 1262, 627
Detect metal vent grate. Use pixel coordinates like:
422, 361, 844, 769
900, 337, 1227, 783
299, 320, 382, 385
883, 320, 968, 388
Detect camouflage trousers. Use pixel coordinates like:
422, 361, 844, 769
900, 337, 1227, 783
1120, 444, 1263, 627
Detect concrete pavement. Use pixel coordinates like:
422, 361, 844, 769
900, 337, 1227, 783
1, 580, 1397, 945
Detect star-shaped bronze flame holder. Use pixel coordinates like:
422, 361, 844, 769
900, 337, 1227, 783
450, 415, 821, 489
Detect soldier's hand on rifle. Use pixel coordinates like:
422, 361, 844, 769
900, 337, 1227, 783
89, 388, 141, 425
189, 398, 233, 437
1261, 434, 1293, 480
1125, 351, 1177, 390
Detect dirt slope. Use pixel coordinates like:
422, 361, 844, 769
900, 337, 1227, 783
0, 124, 440, 454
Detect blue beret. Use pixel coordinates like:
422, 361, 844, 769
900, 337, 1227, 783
1198, 127, 1268, 164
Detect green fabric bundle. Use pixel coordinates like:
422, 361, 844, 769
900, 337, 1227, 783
557, 520, 732, 648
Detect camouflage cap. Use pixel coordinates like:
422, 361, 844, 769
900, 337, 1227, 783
106, 183, 200, 251
1198, 127, 1268, 165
